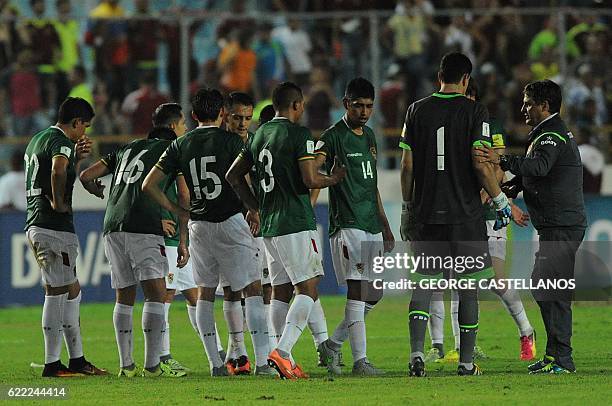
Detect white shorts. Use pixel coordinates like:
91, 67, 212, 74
330, 228, 383, 286
26, 226, 79, 288
219, 236, 268, 289
165, 246, 197, 292
189, 213, 259, 291
264, 230, 324, 286
486, 220, 507, 261
104, 232, 169, 289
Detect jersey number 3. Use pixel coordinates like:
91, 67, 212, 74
258, 149, 275, 192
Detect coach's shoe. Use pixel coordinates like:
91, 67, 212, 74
527, 355, 554, 373
442, 349, 459, 363
254, 364, 278, 376
408, 357, 426, 377
520, 331, 537, 361
211, 365, 229, 377
317, 340, 341, 375
424, 348, 443, 363
352, 358, 385, 376
118, 364, 139, 378
68, 357, 109, 375
142, 362, 186, 378
549, 364, 575, 374
234, 355, 251, 375
473, 346, 488, 360
457, 363, 482, 376
267, 350, 298, 380
42, 361, 84, 377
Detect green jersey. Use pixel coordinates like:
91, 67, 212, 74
161, 181, 180, 246
102, 138, 172, 236
241, 117, 316, 237
156, 126, 244, 222
317, 118, 382, 236
24, 126, 76, 233
484, 120, 506, 221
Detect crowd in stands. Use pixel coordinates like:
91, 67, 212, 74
0, 0, 609, 181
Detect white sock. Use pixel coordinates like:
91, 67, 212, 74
245, 296, 269, 367
187, 304, 198, 335
429, 291, 445, 346
63, 291, 84, 360
264, 303, 275, 350
277, 295, 314, 356
307, 299, 328, 348
142, 302, 165, 369
270, 299, 289, 347
196, 300, 223, 368
113, 303, 134, 368
346, 299, 367, 362
223, 300, 247, 361
160, 302, 171, 358
42, 293, 67, 364
330, 301, 375, 347
215, 323, 224, 352
451, 290, 460, 350
498, 289, 533, 337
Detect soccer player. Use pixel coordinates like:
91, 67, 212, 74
399, 52, 512, 377
80, 104, 189, 378
312, 78, 394, 376
226, 81, 346, 380
426, 79, 536, 364
143, 88, 271, 376
24, 97, 107, 377
475, 79, 586, 374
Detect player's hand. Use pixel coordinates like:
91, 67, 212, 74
83, 179, 105, 199
492, 192, 512, 231
400, 201, 419, 241
246, 208, 260, 237
177, 242, 190, 268
47, 195, 71, 213
162, 219, 176, 237
473, 145, 500, 165
75, 136, 93, 161
501, 177, 523, 199
330, 157, 347, 184
382, 225, 395, 253
511, 203, 530, 227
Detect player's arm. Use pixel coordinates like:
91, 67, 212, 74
79, 160, 109, 199
50, 156, 70, 213
299, 157, 346, 189
175, 174, 190, 268
226, 154, 260, 236
309, 152, 328, 206
377, 188, 395, 252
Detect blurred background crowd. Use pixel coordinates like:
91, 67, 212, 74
0, 0, 610, 201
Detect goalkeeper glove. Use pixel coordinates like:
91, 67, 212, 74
400, 201, 419, 241
492, 192, 512, 231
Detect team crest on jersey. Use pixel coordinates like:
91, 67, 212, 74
370, 146, 377, 160
355, 263, 365, 274
263, 268, 269, 279
167, 273, 174, 283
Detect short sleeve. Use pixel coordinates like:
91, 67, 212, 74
296, 127, 315, 162
399, 104, 414, 151
156, 139, 180, 175
470, 103, 491, 148
230, 133, 244, 159
315, 129, 334, 159
49, 135, 74, 161
240, 133, 255, 164
100, 151, 117, 172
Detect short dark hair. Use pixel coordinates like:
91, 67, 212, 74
225, 92, 255, 110
523, 80, 562, 114
259, 104, 276, 126
439, 52, 472, 84
191, 88, 224, 122
465, 77, 479, 101
272, 82, 303, 111
153, 103, 182, 127
344, 77, 375, 100
57, 97, 95, 124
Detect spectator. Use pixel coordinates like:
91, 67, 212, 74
121, 72, 169, 135
380, 63, 406, 168
528, 16, 558, 61
575, 129, 604, 194
253, 23, 285, 99
68, 65, 94, 106
0, 0, 27, 72
128, 0, 160, 86
567, 63, 607, 126
53, 0, 81, 104
305, 66, 338, 131
530, 46, 559, 81
565, 15, 607, 60
0, 149, 25, 211
90, 80, 115, 136
218, 28, 257, 94
272, 19, 312, 88
569, 34, 609, 80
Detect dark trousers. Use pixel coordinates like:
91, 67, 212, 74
531, 228, 584, 371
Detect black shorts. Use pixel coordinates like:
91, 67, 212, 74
410, 218, 493, 280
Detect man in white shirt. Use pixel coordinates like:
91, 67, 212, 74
0, 150, 26, 211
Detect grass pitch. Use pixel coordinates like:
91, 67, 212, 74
0, 295, 610, 404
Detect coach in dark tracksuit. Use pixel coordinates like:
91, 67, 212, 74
476, 80, 587, 374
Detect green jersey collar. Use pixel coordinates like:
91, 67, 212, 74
432, 92, 464, 99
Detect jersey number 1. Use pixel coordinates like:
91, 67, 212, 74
436, 126, 444, 171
